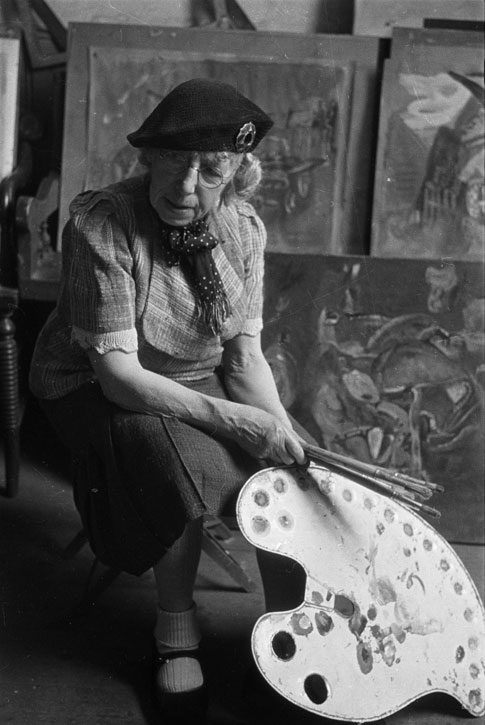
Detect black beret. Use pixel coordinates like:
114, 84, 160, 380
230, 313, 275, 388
127, 77, 273, 152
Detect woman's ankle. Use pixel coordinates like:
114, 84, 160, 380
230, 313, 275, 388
154, 602, 201, 652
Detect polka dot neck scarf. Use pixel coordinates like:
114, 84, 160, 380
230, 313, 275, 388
161, 218, 231, 335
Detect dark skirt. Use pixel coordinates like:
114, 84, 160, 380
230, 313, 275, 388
39, 374, 261, 575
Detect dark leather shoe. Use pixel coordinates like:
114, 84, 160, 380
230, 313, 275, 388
152, 647, 208, 724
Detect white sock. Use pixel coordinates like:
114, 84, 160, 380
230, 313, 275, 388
154, 604, 204, 693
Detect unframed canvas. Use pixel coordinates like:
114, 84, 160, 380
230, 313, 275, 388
262, 253, 485, 544
58, 23, 381, 256
370, 28, 484, 262
0, 35, 20, 182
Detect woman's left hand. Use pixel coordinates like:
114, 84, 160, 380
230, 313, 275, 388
225, 403, 307, 466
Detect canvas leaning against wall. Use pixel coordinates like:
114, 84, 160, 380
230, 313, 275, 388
353, 0, 484, 37
370, 28, 484, 262
59, 24, 380, 256
262, 254, 485, 544
0, 34, 21, 182
86, 47, 353, 256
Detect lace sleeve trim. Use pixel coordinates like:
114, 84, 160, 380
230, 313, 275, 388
71, 326, 138, 354
238, 317, 263, 337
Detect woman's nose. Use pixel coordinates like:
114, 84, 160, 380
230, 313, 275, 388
178, 165, 199, 193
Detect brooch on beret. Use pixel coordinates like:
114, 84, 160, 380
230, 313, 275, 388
235, 122, 256, 152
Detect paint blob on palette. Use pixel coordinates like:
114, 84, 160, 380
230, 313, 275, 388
237, 464, 485, 721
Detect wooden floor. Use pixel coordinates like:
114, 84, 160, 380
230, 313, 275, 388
0, 402, 484, 725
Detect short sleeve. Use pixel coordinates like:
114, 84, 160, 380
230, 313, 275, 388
60, 194, 138, 353
239, 205, 266, 335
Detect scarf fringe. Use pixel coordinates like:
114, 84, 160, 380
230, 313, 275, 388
196, 291, 231, 336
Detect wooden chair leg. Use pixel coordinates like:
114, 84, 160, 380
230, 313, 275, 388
62, 530, 122, 614
0, 297, 20, 498
78, 558, 122, 611
202, 514, 257, 592
61, 528, 90, 559
202, 527, 257, 593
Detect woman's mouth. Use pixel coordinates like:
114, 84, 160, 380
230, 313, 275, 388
166, 198, 193, 211
150, 190, 198, 225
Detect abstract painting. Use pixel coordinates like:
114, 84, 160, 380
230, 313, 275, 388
262, 253, 485, 543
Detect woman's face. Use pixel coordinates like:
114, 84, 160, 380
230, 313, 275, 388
149, 150, 240, 226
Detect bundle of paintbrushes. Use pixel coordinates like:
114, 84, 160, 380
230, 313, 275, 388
304, 443, 444, 519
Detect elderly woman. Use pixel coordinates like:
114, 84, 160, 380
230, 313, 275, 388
29, 78, 306, 721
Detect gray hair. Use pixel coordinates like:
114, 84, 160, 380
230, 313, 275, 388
223, 152, 262, 203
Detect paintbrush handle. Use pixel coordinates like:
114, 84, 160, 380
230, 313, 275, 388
363, 466, 433, 499
303, 444, 441, 518
304, 444, 439, 496
406, 499, 441, 519
392, 470, 445, 494
310, 449, 416, 503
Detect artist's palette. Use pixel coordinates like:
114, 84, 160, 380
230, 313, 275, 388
237, 464, 485, 721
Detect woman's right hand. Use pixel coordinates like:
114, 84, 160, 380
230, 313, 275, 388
231, 407, 306, 466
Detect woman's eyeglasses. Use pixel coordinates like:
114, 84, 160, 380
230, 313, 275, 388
158, 151, 227, 189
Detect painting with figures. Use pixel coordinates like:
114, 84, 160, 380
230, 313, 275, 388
86, 46, 353, 255
371, 29, 484, 262
59, 24, 381, 255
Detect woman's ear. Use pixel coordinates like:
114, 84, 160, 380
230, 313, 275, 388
138, 147, 156, 168
220, 178, 236, 204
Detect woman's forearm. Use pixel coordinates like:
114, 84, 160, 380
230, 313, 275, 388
89, 348, 247, 438
223, 347, 291, 427
88, 348, 305, 464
